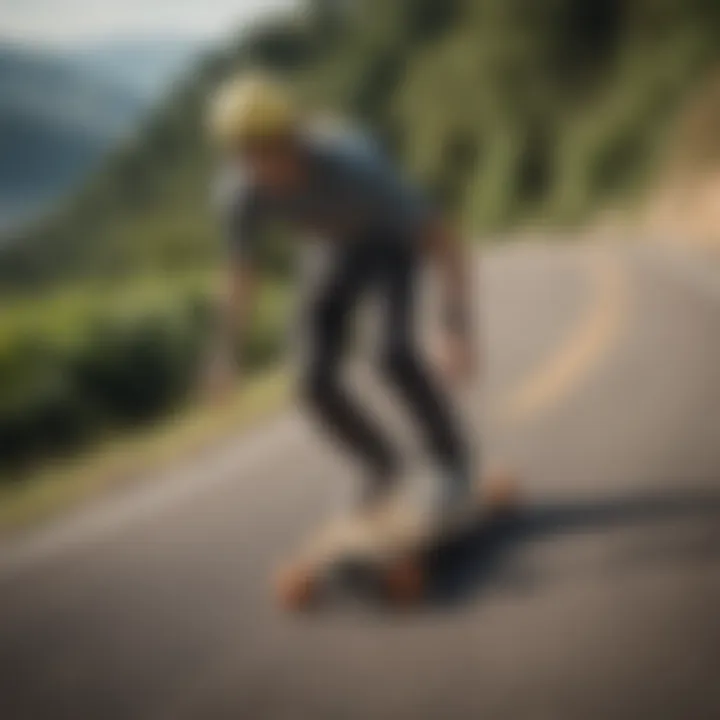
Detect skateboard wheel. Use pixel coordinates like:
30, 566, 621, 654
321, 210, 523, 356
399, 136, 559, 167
274, 564, 319, 611
383, 558, 426, 605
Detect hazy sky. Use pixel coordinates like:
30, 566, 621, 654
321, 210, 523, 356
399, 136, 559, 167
0, 0, 298, 46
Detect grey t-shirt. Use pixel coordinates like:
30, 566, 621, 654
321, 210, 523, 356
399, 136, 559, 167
214, 126, 435, 264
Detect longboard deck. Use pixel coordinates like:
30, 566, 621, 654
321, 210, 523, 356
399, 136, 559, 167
275, 470, 519, 609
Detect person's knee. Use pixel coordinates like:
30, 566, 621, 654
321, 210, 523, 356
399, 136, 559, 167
301, 359, 339, 410
380, 344, 416, 384
301, 365, 326, 405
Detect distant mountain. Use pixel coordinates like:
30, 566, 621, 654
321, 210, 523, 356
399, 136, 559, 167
0, 43, 147, 230
0, 36, 201, 232
61, 36, 204, 102
0, 44, 144, 139
0, 105, 107, 233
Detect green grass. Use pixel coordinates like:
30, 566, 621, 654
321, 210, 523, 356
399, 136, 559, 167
0, 369, 290, 535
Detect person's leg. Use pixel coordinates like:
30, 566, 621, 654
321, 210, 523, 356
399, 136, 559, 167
301, 244, 399, 497
378, 241, 472, 491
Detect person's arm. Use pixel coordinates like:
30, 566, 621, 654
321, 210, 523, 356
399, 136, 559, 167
204, 170, 267, 398
219, 260, 260, 366
422, 218, 479, 383
203, 260, 260, 400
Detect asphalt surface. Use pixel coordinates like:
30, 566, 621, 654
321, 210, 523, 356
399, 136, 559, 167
1, 239, 719, 720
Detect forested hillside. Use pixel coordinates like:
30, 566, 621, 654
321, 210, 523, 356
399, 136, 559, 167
2, 0, 720, 288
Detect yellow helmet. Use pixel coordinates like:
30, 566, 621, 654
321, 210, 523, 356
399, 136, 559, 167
208, 72, 297, 148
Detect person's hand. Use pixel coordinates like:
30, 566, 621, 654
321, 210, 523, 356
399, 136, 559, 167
200, 350, 239, 405
432, 332, 480, 387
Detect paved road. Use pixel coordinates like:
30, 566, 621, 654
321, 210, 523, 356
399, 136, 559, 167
1, 240, 719, 720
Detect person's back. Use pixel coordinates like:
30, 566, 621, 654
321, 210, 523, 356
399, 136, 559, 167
215, 121, 434, 263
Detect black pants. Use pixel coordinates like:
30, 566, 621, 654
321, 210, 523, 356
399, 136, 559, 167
301, 234, 470, 485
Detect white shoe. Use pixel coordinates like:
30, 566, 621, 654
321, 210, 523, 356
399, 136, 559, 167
416, 467, 472, 524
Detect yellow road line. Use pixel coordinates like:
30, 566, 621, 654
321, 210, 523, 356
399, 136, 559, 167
498, 249, 628, 425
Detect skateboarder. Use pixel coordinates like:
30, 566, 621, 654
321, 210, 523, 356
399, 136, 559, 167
206, 72, 479, 515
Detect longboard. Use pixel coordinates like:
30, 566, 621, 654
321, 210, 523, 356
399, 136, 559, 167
274, 470, 519, 609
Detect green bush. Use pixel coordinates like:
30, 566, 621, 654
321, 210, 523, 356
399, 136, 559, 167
0, 277, 287, 478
